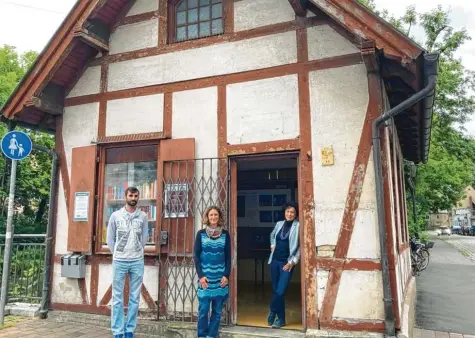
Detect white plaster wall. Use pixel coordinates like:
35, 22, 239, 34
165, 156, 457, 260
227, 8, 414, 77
347, 152, 380, 259
106, 94, 164, 136
234, 0, 295, 31
55, 172, 69, 255
142, 265, 159, 309
67, 66, 101, 98
126, 0, 158, 16
108, 31, 297, 91
62, 103, 100, 175
309, 64, 369, 247
227, 75, 299, 144
347, 208, 380, 259
317, 269, 329, 311
172, 87, 217, 158
51, 263, 82, 304
333, 271, 384, 319
307, 25, 359, 61
97, 264, 112, 306
172, 87, 219, 235
110, 19, 159, 55
85, 265, 92, 304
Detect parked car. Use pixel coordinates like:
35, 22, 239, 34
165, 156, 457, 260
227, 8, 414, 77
437, 226, 452, 236
451, 224, 461, 235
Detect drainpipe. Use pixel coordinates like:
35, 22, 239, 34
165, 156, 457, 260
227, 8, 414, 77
32, 143, 59, 319
373, 53, 439, 337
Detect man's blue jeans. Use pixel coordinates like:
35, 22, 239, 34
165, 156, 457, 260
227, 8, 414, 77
197, 297, 225, 338
269, 260, 293, 322
111, 259, 144, 336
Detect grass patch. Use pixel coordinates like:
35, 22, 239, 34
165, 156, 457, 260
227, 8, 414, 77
0, 315, 31, 330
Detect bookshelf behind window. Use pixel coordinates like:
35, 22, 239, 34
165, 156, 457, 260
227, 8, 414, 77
100, 148, 158, 249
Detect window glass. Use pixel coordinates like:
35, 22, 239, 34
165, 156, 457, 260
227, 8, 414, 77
173, 0, 223, 42
101, 145, 158, 249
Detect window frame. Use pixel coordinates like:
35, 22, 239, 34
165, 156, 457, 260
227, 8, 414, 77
168, 0, 225, 44
94, 140, 160, 255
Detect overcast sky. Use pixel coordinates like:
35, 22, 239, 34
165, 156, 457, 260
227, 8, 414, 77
1, 0, 475, 134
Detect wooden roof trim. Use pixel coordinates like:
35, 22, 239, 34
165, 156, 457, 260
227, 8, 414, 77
2, 0, 103, 119
309, 0, 424, 62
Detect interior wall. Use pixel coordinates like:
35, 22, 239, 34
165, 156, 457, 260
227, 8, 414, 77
236, 159, 300, 284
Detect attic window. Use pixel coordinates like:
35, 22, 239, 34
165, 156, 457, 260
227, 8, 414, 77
169, 0, 224, 43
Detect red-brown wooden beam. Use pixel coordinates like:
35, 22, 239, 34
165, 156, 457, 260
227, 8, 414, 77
288, 0, 308, 16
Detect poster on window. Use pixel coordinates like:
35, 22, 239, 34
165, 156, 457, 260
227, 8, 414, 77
164, 183, 188, 218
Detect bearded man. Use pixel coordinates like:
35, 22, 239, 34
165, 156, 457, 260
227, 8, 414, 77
106, 186, 149, 338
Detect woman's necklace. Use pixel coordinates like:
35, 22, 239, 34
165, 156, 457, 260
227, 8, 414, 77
280, 222, 292, 240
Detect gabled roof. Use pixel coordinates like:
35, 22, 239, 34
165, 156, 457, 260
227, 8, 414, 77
1, 0, 436, 163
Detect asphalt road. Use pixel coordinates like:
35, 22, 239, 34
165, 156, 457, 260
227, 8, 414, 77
416, 235, 475, 334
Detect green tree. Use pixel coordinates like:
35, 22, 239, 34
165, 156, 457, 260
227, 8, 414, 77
357, 2, 475, 233
0, 44, 53, 233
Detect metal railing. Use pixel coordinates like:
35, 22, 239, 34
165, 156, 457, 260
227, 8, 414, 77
0, 234, 46, 304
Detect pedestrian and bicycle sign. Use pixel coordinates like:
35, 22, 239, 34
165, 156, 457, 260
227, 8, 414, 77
1, 130, 32, 160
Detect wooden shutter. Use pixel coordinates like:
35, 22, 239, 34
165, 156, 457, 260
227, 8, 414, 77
158, 138, 195, 255
67, 145, 97, 254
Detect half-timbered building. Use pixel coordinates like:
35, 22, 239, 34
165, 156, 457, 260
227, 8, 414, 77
1, 0, 439, 337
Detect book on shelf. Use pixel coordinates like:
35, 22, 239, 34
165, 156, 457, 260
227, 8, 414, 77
106, 180, 157, 200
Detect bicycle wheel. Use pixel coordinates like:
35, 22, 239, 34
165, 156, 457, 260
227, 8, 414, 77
419, 249, 430, 271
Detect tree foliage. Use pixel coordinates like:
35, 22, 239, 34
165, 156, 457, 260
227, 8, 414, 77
0, 45, 53, 233
357, 2, 475, 234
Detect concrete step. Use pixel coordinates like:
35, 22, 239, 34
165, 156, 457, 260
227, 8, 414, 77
46, 310, 382, 338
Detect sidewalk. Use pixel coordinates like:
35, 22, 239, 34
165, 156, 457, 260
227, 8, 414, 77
2, 317, 475, 337
414, 328, 475, 338
0, 317, 156, 338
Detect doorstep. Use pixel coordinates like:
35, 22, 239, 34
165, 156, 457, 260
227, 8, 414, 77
46, 310, 383, 338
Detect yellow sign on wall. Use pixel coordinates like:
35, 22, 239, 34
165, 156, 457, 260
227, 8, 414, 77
320, 146, 334, 166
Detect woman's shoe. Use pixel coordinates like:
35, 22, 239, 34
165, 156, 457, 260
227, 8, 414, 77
267, 312, 276, 326
272, 318, 286, 329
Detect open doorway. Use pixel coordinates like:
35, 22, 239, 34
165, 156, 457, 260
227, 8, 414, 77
234, 154, 302, 329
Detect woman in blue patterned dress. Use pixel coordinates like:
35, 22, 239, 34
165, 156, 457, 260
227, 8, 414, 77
194, 206, 231, 338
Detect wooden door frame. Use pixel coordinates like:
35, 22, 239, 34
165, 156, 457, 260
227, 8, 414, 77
228, 151, 305, 329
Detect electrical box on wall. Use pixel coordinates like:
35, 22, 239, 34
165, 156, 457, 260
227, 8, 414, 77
60, 253, 86, 278
320, 146, 334, 166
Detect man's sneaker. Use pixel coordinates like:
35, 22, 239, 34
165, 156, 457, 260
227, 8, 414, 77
125, 333, 134, 338
272, 318, 286, 328
267, 311, 276, 326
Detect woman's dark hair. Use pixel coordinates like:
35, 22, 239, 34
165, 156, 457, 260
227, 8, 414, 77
203, 206, 225, 227
282, 201, 299, 218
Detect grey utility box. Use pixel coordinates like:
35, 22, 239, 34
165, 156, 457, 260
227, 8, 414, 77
61, 254, 86, 278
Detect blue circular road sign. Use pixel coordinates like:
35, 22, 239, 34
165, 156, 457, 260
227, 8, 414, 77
1, 131, 32, 160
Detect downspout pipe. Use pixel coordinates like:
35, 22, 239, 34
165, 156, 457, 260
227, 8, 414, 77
372, 53, 439, 337
32, 143, 59, 319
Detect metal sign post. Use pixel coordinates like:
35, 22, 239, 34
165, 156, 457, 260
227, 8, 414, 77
0, 131, 32, 326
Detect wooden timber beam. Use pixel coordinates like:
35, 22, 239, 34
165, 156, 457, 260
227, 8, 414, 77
288, 0, 308, 16
25, 96, 64, 116
73, 28, 109, 52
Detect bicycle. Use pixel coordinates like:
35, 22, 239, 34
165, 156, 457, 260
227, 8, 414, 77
410, 237, 433, 275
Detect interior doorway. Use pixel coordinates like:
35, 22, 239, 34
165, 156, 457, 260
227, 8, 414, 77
233, 154, 302, 329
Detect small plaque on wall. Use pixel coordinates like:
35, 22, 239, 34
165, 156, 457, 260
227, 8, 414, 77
73, 192, 90, 222
320, 146, 334, 166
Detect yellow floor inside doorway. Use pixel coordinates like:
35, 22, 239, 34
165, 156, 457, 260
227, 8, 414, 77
236, 281, 302, 330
